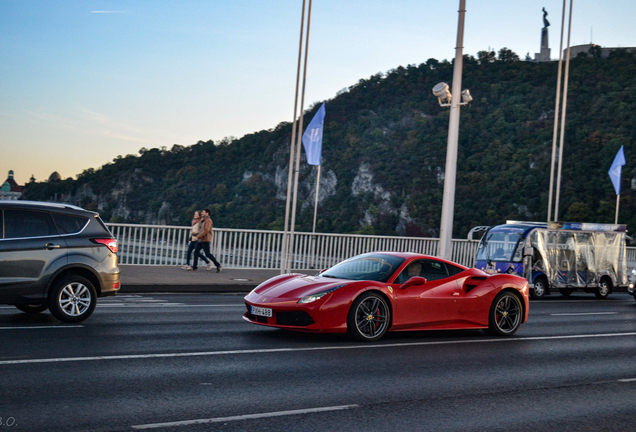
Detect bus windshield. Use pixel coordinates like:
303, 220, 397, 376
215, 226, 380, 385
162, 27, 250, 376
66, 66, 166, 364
476, 228, 525, 262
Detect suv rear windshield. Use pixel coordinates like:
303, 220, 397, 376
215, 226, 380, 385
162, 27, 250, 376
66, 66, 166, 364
52, 213, 89, 235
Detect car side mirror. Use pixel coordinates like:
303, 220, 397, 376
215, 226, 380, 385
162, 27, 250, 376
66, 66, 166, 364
400, 276, 427, 290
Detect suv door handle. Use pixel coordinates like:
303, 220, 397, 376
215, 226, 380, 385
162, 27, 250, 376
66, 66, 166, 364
44, 243, 61, 249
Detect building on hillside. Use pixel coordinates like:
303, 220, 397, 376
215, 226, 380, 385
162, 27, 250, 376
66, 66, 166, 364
565, 44, 636, 59
48, 171, 62, 182
0, 170, 24, 200
534, 7, 635, 62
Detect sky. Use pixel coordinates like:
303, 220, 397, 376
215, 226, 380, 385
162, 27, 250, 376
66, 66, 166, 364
2, 0, 636, 185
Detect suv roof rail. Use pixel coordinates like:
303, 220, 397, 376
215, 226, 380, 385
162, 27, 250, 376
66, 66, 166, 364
0, 200, 86, 211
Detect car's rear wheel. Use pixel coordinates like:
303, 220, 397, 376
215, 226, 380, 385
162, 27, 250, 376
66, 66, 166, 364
14, 304, 48, 314
595, 277, 611, 299
531, 276, 548, 299
487, 291, 522, 336
347, 292, 390, 342
48, 275, 97, 323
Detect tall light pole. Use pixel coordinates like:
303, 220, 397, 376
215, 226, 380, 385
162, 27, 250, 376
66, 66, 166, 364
281, 0, 312, 274
437, 0, 467, 261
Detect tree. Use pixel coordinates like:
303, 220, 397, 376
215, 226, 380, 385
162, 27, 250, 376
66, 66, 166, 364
497, 47, 519, 62
477, 50, 496, 64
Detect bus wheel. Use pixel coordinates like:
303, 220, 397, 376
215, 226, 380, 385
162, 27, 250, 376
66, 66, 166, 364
531, 276, 548, 299
559, 288, 573, 297
595, 278, 611, 299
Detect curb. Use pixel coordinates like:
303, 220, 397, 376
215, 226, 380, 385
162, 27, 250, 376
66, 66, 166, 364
119, 284, 255, 294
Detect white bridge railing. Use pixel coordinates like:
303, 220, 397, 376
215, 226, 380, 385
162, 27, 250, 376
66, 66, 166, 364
106, 223, 636, 272
106, 223, 480, 270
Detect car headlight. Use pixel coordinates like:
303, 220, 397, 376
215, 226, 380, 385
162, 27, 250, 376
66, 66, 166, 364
298, 285, 345, 304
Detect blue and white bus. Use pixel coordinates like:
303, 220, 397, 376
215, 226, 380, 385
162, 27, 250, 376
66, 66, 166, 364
475, 221, 627, 299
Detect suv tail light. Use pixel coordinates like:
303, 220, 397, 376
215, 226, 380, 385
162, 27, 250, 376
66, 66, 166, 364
92, 238, 118, 254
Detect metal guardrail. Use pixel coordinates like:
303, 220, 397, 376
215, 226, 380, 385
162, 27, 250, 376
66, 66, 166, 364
106, 223, 636, 272
106, 223, 480, 269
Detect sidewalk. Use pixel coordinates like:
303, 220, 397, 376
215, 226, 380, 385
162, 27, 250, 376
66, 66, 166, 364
118, 265, 305, 294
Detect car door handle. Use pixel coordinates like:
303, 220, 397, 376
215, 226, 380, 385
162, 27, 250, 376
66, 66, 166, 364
452, 292, 460, 296
44, 243, 61, 249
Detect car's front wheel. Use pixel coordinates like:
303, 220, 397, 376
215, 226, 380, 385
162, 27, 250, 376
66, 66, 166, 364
14, 304, 48, 314
347, 292, 390, 342
486, 291, 522, 336
48, 275, 97, 323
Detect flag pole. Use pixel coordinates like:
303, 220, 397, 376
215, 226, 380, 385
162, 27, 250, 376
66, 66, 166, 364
547, 0, 567, 222
281, 0, 308, 274
287, 0, 313, 274
312, 165, 321, 233
310, 164, 321, 269
615, 194, 620, 224
554, 0, 573, 222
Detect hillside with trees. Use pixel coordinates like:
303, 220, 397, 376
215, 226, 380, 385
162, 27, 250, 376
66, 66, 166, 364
23, 48, 636, 238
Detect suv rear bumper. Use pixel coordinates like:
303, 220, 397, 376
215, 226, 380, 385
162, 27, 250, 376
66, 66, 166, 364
100, 269, 121, 297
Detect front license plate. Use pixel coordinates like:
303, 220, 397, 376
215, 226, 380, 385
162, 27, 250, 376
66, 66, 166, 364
251, 306, 273, 317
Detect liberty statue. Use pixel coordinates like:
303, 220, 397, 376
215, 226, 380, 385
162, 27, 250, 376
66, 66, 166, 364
542, 7, 550, 28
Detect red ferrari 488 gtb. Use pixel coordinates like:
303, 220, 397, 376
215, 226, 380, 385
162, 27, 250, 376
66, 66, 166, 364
244, 252, 529, 341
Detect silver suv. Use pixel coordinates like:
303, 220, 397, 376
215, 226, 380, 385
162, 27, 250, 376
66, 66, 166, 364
0, 201, 120, 323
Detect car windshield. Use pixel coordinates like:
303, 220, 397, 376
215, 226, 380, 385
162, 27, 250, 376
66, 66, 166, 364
476, 229, 524, 262
320, 253, 406, 283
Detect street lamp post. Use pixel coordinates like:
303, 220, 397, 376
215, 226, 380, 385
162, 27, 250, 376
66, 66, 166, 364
437, 0, 467, 261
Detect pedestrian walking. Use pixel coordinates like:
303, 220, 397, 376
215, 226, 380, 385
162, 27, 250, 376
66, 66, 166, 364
192, 208, 222, 272
181, 210, 210, 270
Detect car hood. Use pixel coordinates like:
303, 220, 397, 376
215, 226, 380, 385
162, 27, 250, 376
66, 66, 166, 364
248, 274, 349, 303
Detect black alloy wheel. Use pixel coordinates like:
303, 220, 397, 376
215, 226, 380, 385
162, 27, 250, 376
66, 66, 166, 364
486, 291, 522, 336
347, 292, 390, 342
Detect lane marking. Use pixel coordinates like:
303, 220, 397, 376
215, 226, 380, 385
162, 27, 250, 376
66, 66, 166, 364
618, 378, 636, 383
2, 331, 636, 366
540, 299, 633, 303
131, 405, 359, 430
0, 325, 83, 330
97, 304, 243, 308
550, 312, 618, 316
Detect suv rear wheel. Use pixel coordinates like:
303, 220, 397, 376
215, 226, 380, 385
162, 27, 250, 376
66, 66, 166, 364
48, 275, 97, 323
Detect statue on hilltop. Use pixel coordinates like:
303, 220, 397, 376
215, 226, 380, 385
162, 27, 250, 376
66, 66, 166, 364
542, 7, 550, 28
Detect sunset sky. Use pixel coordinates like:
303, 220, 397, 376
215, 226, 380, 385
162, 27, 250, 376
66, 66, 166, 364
2, 0, 636, 184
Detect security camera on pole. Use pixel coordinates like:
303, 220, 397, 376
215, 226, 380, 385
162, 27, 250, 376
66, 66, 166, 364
433, 0, 471, 261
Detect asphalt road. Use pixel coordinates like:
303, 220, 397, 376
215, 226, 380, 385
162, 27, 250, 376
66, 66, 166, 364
1, 292, 636, 432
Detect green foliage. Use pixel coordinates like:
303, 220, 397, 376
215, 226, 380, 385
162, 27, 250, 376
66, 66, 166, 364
21, 51, 636, 238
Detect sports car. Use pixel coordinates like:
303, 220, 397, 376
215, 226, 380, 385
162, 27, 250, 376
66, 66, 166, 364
243, 252, 529, 341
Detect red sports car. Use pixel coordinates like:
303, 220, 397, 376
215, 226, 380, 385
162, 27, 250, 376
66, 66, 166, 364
244, 252, 529, 341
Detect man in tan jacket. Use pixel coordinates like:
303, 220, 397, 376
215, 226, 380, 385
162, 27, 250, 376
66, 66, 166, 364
192, 209, 222, 272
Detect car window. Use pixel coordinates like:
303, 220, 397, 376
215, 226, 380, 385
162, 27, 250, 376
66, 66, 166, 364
0, 211, 3, 238
445, 263, 465, 276
3, 209, 57, 239
320, 253, 405, 283
395, 260, 426, 283
421, 260, 450, 281
52, 213, 89, 235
